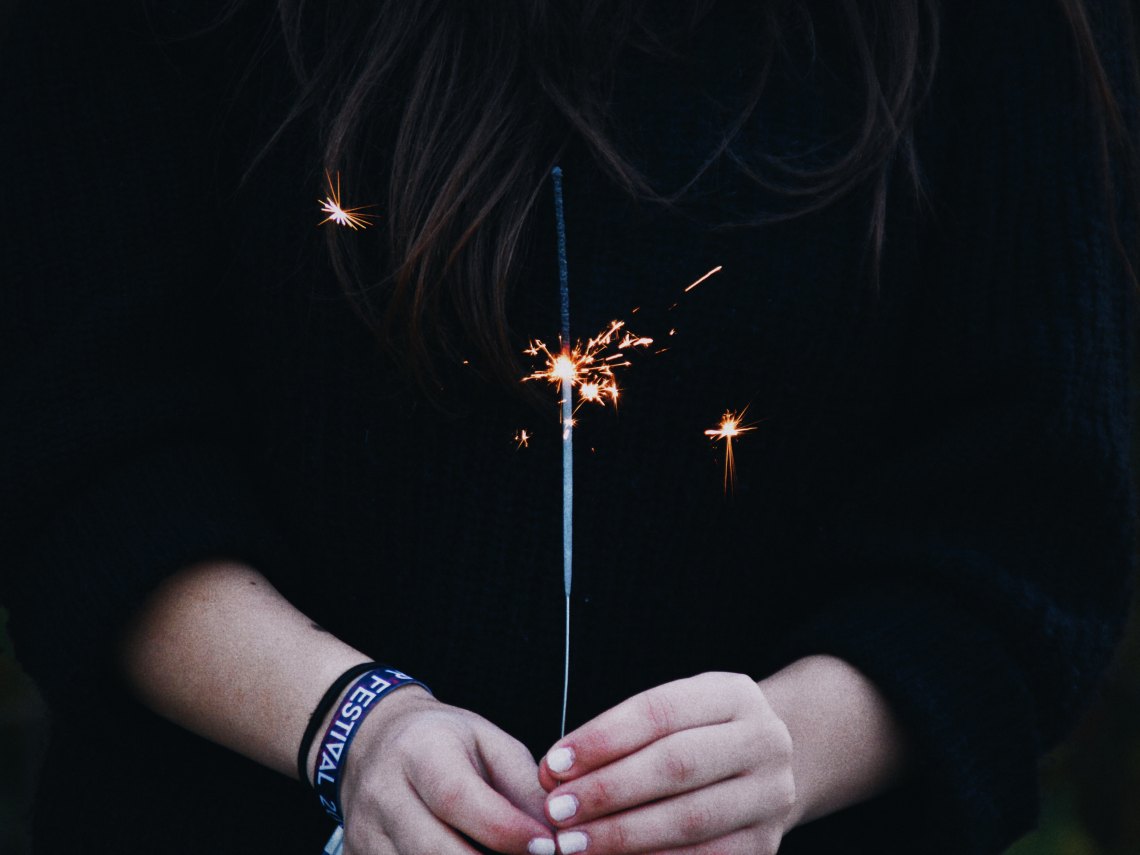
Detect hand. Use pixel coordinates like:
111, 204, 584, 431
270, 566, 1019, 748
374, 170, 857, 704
339, 687, 556, 855
537, 673, 795, 855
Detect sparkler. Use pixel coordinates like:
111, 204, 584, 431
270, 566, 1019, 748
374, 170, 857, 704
522, 250, 725, 735
318, 171, 376, 230
531, 170, 702, 736
705, 409, 756, 493
552, 166, 573, 739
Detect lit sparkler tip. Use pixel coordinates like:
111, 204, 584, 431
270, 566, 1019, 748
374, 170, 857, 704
551, 354, 577, 383
317, 170, 377, 230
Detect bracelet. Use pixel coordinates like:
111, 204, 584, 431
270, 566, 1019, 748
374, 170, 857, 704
312, 666, 431, 824
298, 662, 382, 789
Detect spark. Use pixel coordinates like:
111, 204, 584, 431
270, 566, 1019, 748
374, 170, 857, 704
524, 319, 651, 411
318, 171, 377, 231
514, 429, 531, 449
579, 382, 601, 402
705, 409, 757, 494
684, 265, 723, 293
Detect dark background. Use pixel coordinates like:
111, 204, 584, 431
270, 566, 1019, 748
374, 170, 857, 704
1, 0, 1137, 851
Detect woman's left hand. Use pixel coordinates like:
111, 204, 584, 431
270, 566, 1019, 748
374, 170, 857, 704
537, 672, 796, 855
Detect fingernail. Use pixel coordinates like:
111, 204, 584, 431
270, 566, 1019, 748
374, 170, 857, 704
558, 831, 589, 854
547, 746, 574, 773
527, 838, 556, 855
547, 794, 579, 822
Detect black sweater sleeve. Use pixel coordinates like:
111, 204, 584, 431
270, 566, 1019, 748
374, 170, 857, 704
772, 3, 1136, 853
0, 4, 292, 710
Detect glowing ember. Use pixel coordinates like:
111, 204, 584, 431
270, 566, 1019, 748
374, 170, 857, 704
684, 264, 723, 293
705, 409, 756, 493
551, 355, 577, 383
318, 171, 376, 231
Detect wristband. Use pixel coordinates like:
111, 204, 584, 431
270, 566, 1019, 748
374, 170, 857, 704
298, 662, 382, 789
312, 666, 431, 824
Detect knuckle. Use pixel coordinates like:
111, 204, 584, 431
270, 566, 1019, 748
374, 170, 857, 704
592, 817, 634, 853
729, 674, 764, 714
642, 690, 677, 738
770, 718, 794, 761
609, 818, 633, 852
774, 769, 797, 815
583, 774, 615, 812
728, 672, 756, 697
420, 767, 467, 815
661, 746, 698, 786
675, 804, 716, 841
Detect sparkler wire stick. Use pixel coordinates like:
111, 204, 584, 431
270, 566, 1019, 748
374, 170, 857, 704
552, 166, 573, 739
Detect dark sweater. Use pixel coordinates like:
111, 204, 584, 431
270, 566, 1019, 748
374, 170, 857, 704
1, 2, 1135, 853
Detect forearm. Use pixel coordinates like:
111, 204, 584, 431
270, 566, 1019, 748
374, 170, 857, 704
118, 558, 370, 780
758, 654, 911, 828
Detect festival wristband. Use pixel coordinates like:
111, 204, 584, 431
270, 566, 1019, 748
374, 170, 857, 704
298, 662, 382, 789
312, 666, 431, 824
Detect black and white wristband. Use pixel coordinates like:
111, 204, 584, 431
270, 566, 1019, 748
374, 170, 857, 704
311, 666, 431, 824
298, 662, 382, 790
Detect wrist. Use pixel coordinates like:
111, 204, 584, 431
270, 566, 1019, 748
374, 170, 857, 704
757, 655, 910, 829
336, 684, 437, 796
306, 667, 434, 821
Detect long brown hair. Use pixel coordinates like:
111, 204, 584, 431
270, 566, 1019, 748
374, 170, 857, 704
268, 0, 1133, 387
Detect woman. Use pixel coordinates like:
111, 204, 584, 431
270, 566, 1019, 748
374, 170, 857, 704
1, 1, 1135, 853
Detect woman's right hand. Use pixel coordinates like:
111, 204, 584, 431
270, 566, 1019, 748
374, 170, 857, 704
336, 686, 556, 855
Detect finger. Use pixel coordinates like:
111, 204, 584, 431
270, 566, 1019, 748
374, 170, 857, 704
542, 673, 754, 783
411, 753, 556, 855
544, 722, 749, 827
554, 776, 786, 855
477, 726, 551, 825
652, 826, 784, 855
344, 789, 478, 855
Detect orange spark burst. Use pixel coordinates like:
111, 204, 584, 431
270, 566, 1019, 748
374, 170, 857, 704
705, 409, 756, 493
524, 319, 651, 411
318, 171, 377, 231
514, 429, 531, 449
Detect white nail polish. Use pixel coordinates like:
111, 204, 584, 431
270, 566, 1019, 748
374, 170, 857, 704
558, 831, 589, 854
548, 794, 579, 822
547, 747, 574, 773
527, 838, 556, 855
